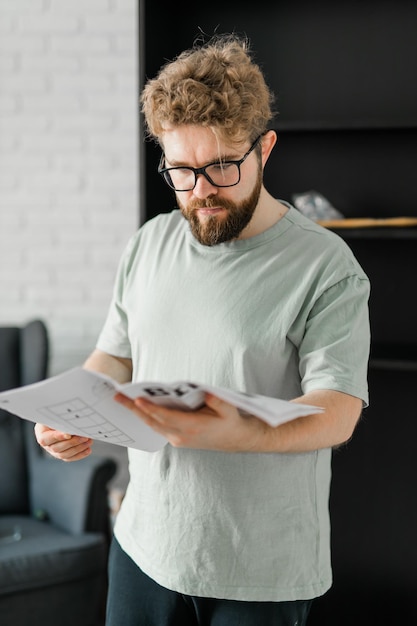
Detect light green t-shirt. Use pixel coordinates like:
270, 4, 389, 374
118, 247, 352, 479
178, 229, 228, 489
97, 205, 370, 602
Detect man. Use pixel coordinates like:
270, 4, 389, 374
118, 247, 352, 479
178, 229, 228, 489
35, 34, 370, 626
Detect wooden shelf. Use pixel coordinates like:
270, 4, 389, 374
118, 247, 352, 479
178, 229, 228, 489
369, 345, 417, 372
324, 227, 417, 240
370, 358, 417, 372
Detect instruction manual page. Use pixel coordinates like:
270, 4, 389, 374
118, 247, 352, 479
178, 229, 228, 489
0, 367, 323, 452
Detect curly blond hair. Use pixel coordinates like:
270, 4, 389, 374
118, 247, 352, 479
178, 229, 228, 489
140, 34, 276, 146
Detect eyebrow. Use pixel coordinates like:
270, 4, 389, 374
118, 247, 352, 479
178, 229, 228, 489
165, 151, 240, 168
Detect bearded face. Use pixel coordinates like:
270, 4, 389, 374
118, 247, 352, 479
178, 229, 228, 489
177, 166, 263, 246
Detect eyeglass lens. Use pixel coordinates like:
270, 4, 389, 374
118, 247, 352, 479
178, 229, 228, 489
165, 162, 240, 191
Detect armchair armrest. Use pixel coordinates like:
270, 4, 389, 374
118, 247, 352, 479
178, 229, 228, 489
28, 446, 117, 536
23, 421, 117, 535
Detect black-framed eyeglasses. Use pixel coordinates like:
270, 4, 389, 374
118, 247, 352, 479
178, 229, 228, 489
158, 133, 264, 192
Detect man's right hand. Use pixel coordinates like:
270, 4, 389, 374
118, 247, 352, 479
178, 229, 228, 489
34, 423, 93, 462
34, 349, 131, 462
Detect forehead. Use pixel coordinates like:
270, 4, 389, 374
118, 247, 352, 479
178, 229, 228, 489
161, 125, 243, 165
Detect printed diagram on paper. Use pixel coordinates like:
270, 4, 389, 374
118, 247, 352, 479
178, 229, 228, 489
0, 367, 324, 452
0, 368, 168, 452
37, 375, 135, 446
38, 397, 135, 447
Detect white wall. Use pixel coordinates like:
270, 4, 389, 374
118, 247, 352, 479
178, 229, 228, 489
0, 0, 139, 376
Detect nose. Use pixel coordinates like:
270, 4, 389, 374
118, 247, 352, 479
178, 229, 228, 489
192, 173, 218, 199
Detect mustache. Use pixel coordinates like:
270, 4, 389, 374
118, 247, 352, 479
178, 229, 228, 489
187, 198, 234, 211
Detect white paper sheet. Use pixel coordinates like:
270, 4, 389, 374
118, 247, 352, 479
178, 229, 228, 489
0, 367, 323, 452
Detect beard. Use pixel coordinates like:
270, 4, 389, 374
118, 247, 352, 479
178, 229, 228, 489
177, 168, 263, 246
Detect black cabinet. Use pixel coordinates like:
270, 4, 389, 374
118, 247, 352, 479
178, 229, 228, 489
308, 368, 417, 625
142, 1, 417, 623
268, 127, 417, 217
307, 226, 417, 623
330, 227, 417, 363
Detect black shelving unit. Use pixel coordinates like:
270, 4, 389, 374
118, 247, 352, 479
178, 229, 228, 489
142, 1, 417, 623
267, 126, 417, 218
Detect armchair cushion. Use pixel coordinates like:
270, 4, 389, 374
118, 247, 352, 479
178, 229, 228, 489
0, 516, 108, 626
0, 516, 106, 595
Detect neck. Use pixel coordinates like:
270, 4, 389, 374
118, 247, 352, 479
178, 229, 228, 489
239, 188, 288, 240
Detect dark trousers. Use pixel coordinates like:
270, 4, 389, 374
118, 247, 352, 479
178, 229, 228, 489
106, 537, 313, 626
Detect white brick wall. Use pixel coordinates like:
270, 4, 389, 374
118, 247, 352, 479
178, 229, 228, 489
0, 0, 140, 376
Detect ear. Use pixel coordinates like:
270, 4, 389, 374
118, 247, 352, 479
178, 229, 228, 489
260, 130, 277, 167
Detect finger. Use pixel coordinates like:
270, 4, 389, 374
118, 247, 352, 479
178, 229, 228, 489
34, 423, 58, 442
47, 435, 92, 451
134, 397, 162, 418
35, 424, 73, 446
35, 427, 72, 448
34, 423, 50, 436
115, 394, 167, 434
115, 392, 161, 426
47, 447, 92, 462
115, 393, 163, 420
44, 432, 74, 447
204, 393, 230, 415
114, 392, 138, 412
45, 437, 93, 462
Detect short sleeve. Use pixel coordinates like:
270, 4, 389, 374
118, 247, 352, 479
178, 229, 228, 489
95, 235, 137, 358
299, 274, 370, 405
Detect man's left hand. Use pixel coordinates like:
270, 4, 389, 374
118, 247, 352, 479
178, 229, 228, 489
114, 392, 268, 452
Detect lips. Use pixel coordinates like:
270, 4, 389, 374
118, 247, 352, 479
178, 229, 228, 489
196, 207, 225, 216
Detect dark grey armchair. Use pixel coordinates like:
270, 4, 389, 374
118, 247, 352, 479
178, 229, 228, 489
0, 320, 117, 626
